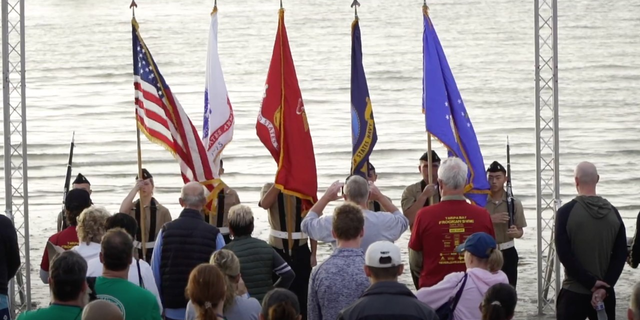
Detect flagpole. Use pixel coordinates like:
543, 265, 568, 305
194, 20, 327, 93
423, 1, 434, 204
130, 0, 147, 261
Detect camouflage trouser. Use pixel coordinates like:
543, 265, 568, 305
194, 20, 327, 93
0, 294, 11, 320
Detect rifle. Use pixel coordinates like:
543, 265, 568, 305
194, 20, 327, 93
59, 132, 75, 231
506, 136, 515, 226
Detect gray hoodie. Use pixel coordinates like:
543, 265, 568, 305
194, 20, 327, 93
555, 196, 627, 294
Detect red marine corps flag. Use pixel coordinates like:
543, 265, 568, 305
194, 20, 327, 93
256, 7, 318, 208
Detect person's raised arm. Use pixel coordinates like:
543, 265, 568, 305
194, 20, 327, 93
369, 184, 399, 213
301, 181, 343, 243
120, 180, 144, 213
259, 184, 280, 210
402, 184, 437, 227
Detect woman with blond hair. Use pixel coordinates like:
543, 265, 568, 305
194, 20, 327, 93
416, 232, 509, 320
186, 249, 261, 320
185, 264, 226, 320
72, 206, 110, 262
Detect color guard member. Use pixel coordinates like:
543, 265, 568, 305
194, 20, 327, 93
57, 173, 92, 232
120, 168, 172, 263
401, 150, 441, 289
485, 161, 526, 287
260, 183, 317, 320
366, 163, 391, 212
401, 150, 441, 227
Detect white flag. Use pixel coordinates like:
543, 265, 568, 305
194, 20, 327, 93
203, 7, 234, 177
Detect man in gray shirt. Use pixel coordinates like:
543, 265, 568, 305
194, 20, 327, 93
308, 202, 370, 320
302, 176, 409, 252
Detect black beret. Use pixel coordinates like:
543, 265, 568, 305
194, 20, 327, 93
136, 168, 153, 180
487, 161, 506, 174
420, 150, 441, 163
72, 173, 90, 185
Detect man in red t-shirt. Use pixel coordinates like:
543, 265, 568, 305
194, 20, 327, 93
40, 188, 92, 284
408, 157, 495, 289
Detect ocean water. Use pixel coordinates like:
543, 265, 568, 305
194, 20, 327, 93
1, 0, 639, 317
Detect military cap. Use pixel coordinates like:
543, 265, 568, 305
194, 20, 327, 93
73, 173, 90, 185
420, 150, 441, 163
136, 168, 153, 180
487, 161, 506, 174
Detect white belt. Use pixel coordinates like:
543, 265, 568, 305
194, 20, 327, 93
498, 241, 515, 251
218, 227, 230, 235
270, 229, 308, 240
133, 240, 156, 249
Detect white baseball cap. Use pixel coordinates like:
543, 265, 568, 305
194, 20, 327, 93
365, 241, 402, 268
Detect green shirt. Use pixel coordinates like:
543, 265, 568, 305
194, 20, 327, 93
94, 276, 161, 320
17, 304, 82, 320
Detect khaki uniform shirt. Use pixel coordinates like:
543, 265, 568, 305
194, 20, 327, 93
206, 187, 241, 229
484, 193, 527, 244
367, 196, 392, 212
127, 199, 172, 244
260, 183, 308, 250
401, 180, 441, 213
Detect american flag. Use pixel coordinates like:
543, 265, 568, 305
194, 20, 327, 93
132, 19, 224, 209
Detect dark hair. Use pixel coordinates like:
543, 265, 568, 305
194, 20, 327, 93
101, 228, 133, 272
261, 288, 300, 320
332, 202, 364, 241
482, 283, 517, 320
367, 266, 401, 280
64, 189, 92, 226
105, 213, 138, 238
186, 264, 226, 320
50, 251, 87, 302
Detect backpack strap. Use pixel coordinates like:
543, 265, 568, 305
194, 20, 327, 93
86, 277, 98, 302
136, 258, 145, 289
450, 273, 468, 312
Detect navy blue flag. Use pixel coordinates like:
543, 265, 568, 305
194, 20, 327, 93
350, 18, 378, 178
422, 8, 489, 207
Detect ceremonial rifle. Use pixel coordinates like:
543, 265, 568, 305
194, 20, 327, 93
60, 132, 75, 231
506, 137, 515, 226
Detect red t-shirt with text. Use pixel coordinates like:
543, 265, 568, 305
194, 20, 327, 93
40, 226, 79, 271
408, 199, 495, 288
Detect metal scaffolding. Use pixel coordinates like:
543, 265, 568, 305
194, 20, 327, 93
2, 0, 30, 316
534, 0, 561, 315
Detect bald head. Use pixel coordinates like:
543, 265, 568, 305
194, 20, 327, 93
575, 162, 599, 185
82, 300, 123, 320
180, 182, 206, 210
